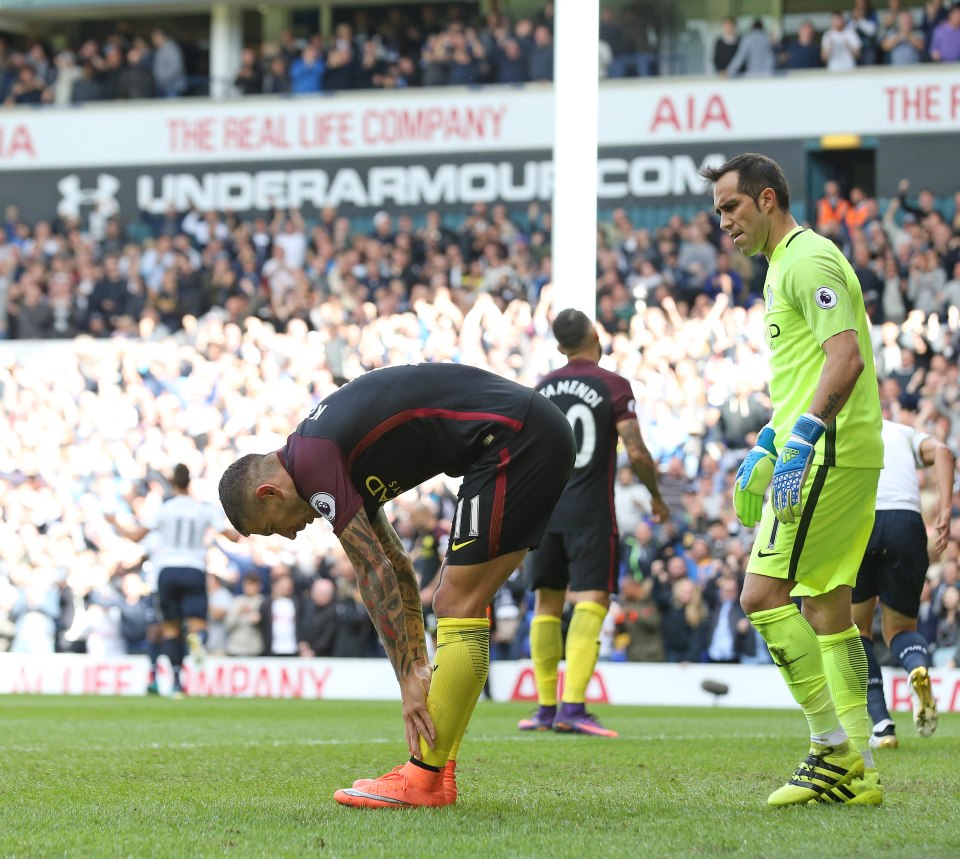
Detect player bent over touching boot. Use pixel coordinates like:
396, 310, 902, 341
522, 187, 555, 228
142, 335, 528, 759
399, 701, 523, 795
219, 363, 575, 809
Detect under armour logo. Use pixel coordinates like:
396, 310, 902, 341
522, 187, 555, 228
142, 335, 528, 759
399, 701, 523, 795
57, 174, 121, 219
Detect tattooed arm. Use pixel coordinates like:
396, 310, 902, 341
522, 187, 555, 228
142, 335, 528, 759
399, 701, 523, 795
339, 506, 435, 755
617, 417, 669, 522
372, 507, 429, 670
809, 330, 864, 423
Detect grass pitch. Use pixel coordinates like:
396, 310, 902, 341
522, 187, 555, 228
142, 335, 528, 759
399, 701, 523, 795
0, 696, 957, 858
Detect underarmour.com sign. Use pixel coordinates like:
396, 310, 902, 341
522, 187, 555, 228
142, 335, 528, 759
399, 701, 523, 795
57, 174, 121, 219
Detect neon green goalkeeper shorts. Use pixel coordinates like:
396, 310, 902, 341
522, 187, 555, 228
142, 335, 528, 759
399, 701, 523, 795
748, 465, 880, 598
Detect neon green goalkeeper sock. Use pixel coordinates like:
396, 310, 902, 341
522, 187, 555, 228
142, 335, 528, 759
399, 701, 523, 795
819, 625, 873, 766
748, 603, 841, 739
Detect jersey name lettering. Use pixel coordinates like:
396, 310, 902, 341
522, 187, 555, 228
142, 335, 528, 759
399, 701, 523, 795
539, 380, 604, 408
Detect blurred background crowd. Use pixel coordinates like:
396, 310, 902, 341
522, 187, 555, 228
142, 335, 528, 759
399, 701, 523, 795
1, 165, 959, 671
2, 0, 960, 107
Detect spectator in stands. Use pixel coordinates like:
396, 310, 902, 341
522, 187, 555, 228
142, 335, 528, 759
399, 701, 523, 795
656, 575, 707, 663
261, 53, 290, 93
615, 573, 664, 662
98, 44, 124, 100
933, 584, 959, 666
226, 572, 266, 657
493, 37, 527, 83
449, 27, 486, 86
822, 11, 862, 70
930, 4, 960, 61
677, 224, 718, 293
355, 40, 388, 89
527, 24, 554, 81
205, 570, 233, 656
619, 0, 660, 76
909, 248, 948, 316
233, 47, 263, 95
881, 10, 926, 63
0, 580, 15, 652
602, 7, 631, 77
816, 180, 851, 236
48, 50, 81, 106
924, 0, 951, 54
724, 18, 776, 76
263, 570, 300, 657
705, 576, 751, 663
298, 577, 339, 657
898, 178, 940, 223
941, 261, 960, 313
850, 0, 881, 64
151, 28, 186, 98
115, 570, 152, 656
704, 252, 748, 304
707, 381, 771, 452
712, 17, 740, 73
118, 45, 154, 100
778, 20, 822, 69
10, 574, 60, 653
289, 43, 325, 94
844, 187, 878, 234
421, 33, 450, 86
932, 559, 959, 615
324, 38, 358, 92
879, 0, 905, 35
4, 64, 45, 105
331, 559, 380, 658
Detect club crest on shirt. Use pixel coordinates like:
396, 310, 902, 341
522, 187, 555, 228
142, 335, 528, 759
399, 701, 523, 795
815, 286, 838, 309
309, 492, 336, 521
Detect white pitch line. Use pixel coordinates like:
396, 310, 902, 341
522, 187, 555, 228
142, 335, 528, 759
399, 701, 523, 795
0, 732, 787, 754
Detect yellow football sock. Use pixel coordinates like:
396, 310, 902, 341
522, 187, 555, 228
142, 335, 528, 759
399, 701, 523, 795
819, 625, 872, 763
447, 688, 480, 763
748, 603, 840, 738
529, 614, 562, 707
561, 601, 607, 705
447, 620, 488, 763
419, 617, 489, 768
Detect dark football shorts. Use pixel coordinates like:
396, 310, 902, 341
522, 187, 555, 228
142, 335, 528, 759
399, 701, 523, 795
445, 392, 575, 566
157, 566, 209, 622
853, 509, 929, 617
527, 530, 621, 593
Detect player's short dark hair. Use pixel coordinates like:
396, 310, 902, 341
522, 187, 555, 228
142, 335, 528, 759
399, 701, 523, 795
218, 454, 266, 536
553, 308, 594, 351
172, 463, 190, 491
700, 152, 791, 211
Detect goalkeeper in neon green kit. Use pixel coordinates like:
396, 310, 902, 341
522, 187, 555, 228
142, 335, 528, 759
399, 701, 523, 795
703, 153, 884, 807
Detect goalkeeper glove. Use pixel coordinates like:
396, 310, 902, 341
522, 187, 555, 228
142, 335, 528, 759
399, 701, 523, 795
733, 425, 777, 528
771, 413, 826, 524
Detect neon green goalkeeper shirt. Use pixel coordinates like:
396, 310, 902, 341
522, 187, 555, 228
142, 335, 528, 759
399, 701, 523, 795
763, 226, 883, 469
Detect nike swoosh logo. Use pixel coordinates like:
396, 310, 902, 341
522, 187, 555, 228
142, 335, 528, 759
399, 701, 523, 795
450, 539, 477, 551
757, 550, 780, 558
772, 654, 804, 668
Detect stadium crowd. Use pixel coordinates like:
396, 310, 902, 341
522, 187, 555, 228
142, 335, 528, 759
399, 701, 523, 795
4, 0, 960, 107
716, 0, 960, 74
0, 172, 959, 669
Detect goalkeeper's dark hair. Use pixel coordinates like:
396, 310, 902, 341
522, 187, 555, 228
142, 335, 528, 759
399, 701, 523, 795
700, 152, 791, 212
552, 308, 594, 351
218, 454, 267, 537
